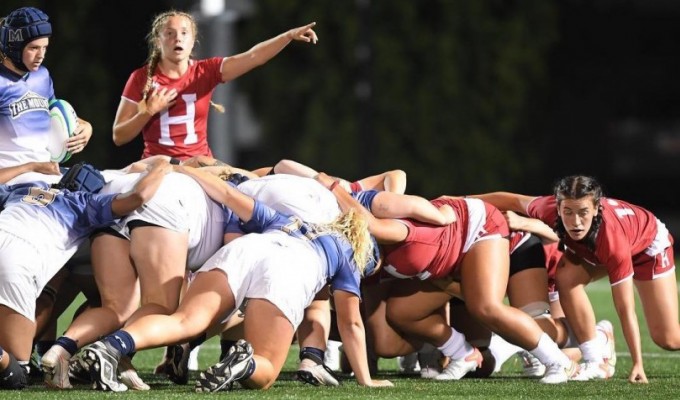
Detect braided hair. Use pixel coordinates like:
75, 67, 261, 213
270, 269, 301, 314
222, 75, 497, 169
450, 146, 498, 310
553, 175, 603, 252
137, 10, 224, 115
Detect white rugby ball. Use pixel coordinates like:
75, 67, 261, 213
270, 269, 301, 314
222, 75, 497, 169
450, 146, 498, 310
48, 99, 78, 163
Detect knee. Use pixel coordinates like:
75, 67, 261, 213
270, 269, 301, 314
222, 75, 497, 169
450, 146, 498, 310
650, 331, 680, 351
465, 301, 504, 325
101, 297, 139, 323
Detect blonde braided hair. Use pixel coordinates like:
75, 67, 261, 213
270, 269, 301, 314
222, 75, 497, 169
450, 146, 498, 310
137, 10, 224, 115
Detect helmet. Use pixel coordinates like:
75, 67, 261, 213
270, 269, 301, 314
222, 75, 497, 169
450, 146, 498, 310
0, 7, 51, 71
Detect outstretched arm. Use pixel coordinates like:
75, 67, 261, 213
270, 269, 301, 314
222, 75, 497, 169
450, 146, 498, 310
111, 159, 171, 216
333, 290, 393, 387
611, 279, 647, 383
503, 211, 558, 243
356, 169, 407, 194
175, 165, 255, 222
467, 191, 537, 214
0, 161, 60, 183
221, 22, 318, 82
370, 191, 455, 226
315, 172, 407, 244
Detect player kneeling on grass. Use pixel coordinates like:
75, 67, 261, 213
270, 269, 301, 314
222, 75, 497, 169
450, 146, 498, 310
80, 166, 393, 392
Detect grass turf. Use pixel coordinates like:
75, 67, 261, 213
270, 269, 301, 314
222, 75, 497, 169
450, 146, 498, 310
6, 279, 680, 399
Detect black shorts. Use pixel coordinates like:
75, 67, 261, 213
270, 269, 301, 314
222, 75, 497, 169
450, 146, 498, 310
509, 234, 546, 276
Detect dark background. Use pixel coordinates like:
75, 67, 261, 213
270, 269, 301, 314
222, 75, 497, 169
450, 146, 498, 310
4, 0, 680, 232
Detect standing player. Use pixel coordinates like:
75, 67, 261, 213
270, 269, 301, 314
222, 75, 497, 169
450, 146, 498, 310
0, 7, 92, 183
470, 175, 678, 383
112, 10, 318, 160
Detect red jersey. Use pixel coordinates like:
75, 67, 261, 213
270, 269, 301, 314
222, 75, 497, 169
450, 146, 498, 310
543, 242, 561, 293
383, 198, 509, 280
526, 196, 658, 284
121, 57, 224, 160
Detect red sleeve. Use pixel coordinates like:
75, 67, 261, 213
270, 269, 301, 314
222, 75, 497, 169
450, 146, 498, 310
121, 67, 148, 103
202, 57, 226, 85
526, 195, 559, 228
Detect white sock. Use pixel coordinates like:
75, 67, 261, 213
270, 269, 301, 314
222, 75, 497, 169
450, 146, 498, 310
324, 340, 342, 371
488, 333, 521, 372
188, 345, 200, 371
437, 327, 473, 360
579, 338, 603, 363
530, 333, 570, 366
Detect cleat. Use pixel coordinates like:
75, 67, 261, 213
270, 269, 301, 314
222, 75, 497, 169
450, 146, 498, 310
118, 356, 149, 391
418, 343, 443, 379
82, 341, 128, 392
398, 352, 420, 374
28, 351, 44, 383
164, 343, 191, 385
68, 354, 92, 384
518, 350, 546, 378
434, 348, 483, 380
296, 358, 340, 386
597, 320, 617, 377
420, 367, 441, 379
42, 345, 72, 389
572, 361, 612, 381
195, 339, 254, 392
540, 360, 579, 384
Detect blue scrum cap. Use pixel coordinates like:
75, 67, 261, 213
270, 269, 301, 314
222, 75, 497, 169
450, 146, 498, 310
0, 7, 52, 71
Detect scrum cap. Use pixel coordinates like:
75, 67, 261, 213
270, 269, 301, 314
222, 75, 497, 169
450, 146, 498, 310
0, 7, 52, 71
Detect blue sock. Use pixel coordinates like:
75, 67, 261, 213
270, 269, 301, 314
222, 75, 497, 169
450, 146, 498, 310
242, 358, 256, 381
104, 330, 136, 356
55, 337, 78, 356
299, 347, 325, 364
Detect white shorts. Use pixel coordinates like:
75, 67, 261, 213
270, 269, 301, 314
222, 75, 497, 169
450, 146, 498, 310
197, 232, 326, 329
0, 234, 44, 321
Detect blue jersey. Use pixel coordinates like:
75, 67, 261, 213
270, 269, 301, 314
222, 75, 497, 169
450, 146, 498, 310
0, 64, 54, 166
230, 200, 362, 297
0, 181, 117, 251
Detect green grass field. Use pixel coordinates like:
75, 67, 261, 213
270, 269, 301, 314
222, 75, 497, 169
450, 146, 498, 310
6, 280, 680, 399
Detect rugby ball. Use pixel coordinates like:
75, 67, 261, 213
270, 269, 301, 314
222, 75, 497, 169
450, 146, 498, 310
48, 99, 78, 163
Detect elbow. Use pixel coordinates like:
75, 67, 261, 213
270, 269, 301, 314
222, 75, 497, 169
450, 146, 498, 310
389, 169, 407, 181
130, 191, 151, 206
112, 130, 125, 146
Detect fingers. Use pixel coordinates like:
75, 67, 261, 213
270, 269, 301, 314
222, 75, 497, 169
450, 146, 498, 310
295, 22, 318, 44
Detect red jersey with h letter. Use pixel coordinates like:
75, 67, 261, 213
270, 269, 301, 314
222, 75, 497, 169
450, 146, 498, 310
121, 57, 224, 160
526, 196, 673, 285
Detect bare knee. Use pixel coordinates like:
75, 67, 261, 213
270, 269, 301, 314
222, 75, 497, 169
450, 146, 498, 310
650, 331, 680, 351
465, 301, 504, 326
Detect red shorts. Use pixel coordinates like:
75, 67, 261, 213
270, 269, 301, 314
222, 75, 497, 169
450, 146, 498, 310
632, 236, 675, 281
